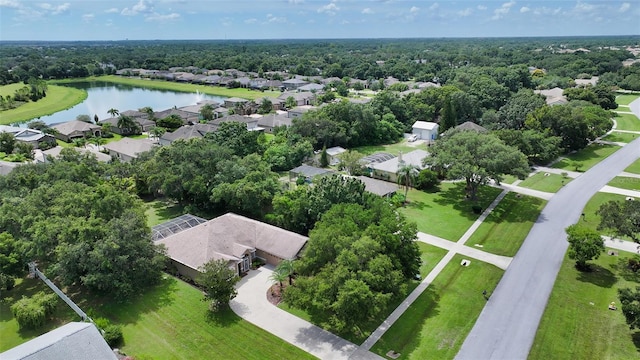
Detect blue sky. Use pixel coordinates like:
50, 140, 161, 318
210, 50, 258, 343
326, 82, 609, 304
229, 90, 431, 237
1, 0, 639, 41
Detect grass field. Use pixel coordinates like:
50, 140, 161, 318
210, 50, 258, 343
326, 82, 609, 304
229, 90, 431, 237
417, 242, 450, 279
53, 75, 280, 101
0, 85, 87, 125
552, 144, 620, 172
615, 94, 640, 106
466, 193, 546, 257
518, 172, 569, 193
354, 140, 425, 156
613, 113, 640, 131
399, 184, 503, 241
626, 159, 640, 174
144, 198, 220, 227
371, 254, 504, 360
0, 83, 27, 97
0, 276, 316, 359
529, 251, 640, 360
603, 131, 640, 143
608, 176, 640, 191
580, 192, 629, 234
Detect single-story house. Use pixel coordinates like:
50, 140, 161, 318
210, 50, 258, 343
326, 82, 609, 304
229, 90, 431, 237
154, 108, 199, 125
574, 76, 599, 87
257, 113, 292, 133
156, 213, 308, 279
455, 121, 488, 133
0, 125, 56, 149
288, 105, 317, 118
372, 149, 429, 183
0, 322, 117, 360
159, 123, 217, 145
103, 138, 156, 162
253, 97, 284, 111
325, 146, 347, 165
278, 92, 315, 106
223, 97, 249, 109
213, 107, 230, 119
99, 116, 155, 134
209, 115, 260, 131
534, 87, 568, 106
289, 164, 334, 183
51, 121, 102, 142
297, 83, 325, 92
283, 78, 309, 91
412, 121, 439, 141
42, 146, 111, 163
356, 176, 399, 197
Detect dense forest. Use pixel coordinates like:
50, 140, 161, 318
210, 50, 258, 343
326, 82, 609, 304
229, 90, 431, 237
1, 37, 639, 89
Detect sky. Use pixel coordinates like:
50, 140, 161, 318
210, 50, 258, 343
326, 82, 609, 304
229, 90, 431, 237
0, 0, 639, 41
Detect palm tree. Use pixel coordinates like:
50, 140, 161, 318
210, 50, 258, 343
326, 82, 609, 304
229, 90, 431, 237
397, 163, 420, 203
72, 138, 86, 148
269, 269, 287, 291
89, 136, 105, 151
275, 259, 295, 285
149, 126, 166, 142
117, 115, 140, 135
107, 108, 119, 118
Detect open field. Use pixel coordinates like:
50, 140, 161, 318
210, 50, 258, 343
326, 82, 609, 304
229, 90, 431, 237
371, 254, 504, 360
52, 75, 280, 101
529, 251, 640, 360
603, 131, 640, 143
615, 94, 640, 106
466, 193, 547, 257
626, 159, 640, 174
0, 85, 87, 125
608, 176, 640, 191
613, 113, 640, 131
0, 83, 27, 97
552, 144, 620, 172
518, 172, 568, 193
0, 275, 315, 359
399, 184, 503, 241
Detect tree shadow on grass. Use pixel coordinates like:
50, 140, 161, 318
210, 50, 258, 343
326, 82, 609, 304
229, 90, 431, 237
631, 331, 640, 353
432, 183, 501, 221
576, 264, 618, 288
206, 307, 241, 328
372, 285, 440, 358
477, 194, 546, 225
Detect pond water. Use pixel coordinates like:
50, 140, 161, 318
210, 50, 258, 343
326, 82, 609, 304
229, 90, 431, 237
33, 81, 226, 125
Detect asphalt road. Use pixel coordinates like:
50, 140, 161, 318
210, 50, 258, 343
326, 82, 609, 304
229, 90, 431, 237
456, 103, 640, 360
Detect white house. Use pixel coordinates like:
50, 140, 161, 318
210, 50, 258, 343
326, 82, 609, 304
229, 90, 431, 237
412, 121, 439, 142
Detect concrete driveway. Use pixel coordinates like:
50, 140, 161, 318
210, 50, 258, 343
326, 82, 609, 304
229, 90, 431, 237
230, 265, 383, 360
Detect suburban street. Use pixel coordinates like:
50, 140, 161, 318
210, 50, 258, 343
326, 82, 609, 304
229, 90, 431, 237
456, 101, 640, 360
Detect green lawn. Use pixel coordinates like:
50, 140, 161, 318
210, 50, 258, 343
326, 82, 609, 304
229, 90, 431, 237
354, 140, 424, 157
608, 176, 640, 191
529, 251, 640, 360
466, 193, 547, 257
580, 192, 629, 234
625, 158, 640, 174
0, 85, 87, 125
518, 172, 569, 193
552, 144, 621, 172
144, 198, 219, 227
0, 276, 315, 359
399, 183, 503, 241
0, 83, 27, 97
499, 174, 519, 185
371, 254, 504, 360
613, 113, 640, 131
603, 131, 640, 143
615, 94, 640, 106
417, 242, 450, 279
53, 75, 280, 101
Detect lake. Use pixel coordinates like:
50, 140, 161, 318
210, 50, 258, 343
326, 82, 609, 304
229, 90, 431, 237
33, 81, 226, 125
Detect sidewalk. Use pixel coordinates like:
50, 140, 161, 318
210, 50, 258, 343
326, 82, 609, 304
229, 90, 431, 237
603, 236, 639, 254
416, 232, 512, 270
599, 185, 640, 198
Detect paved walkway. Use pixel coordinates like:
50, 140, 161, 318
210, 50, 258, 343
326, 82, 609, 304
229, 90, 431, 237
532, 166, 582, 178
620, 171, 640, 179
599, 185, 640, 198
491, 181, 554, 200
603, 236, 640, 254
416, 232, 512, 270
230, 266, 383, 360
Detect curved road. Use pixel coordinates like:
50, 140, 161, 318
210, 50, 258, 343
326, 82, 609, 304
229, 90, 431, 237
456, 99, 640, 360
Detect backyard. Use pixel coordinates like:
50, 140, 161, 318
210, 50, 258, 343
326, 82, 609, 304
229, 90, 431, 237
0, 275, 315, 360
552, 144, 620, 172
529, 251, 640, 360
399, 184, 503, 241
371, 254, 504, 360
354, 140, 426, 157
465, 193, 547, 257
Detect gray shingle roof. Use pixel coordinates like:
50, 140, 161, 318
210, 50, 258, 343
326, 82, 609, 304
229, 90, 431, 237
1, 322, 117, 360
356, 176, 399, 197
290, 164, 333, 178
372, 149, 429, 173
51, 121, 101, 136
160, 123, 217, 142
103, 138, 156, 158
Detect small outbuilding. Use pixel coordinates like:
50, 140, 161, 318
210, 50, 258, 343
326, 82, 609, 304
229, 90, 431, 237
289, 164, 334, 183
412, 121, 439, 142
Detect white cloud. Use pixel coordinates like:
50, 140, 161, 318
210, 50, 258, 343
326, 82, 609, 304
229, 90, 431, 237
458, 8, 472, 17
429, 3, 439, 11
318, 2, 339, 16
105, 8, 119, 13
39, 2, 70, 15
145, 12, 180, 22
0, 0, 20, 8
289, 0, 304, 4
362, 7, 373, 15
520, 7, 530, 13
266, 13, 287, 23
574, 1, 595, 13
533, 7, 561, 16
477, 5, 487, 11
244, 18, 258, 24
121, 0, 151, 16
410, 6, 419, 14
82, 13, 94, 22
492, 1, 515, 20
619, 2, 630, 13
